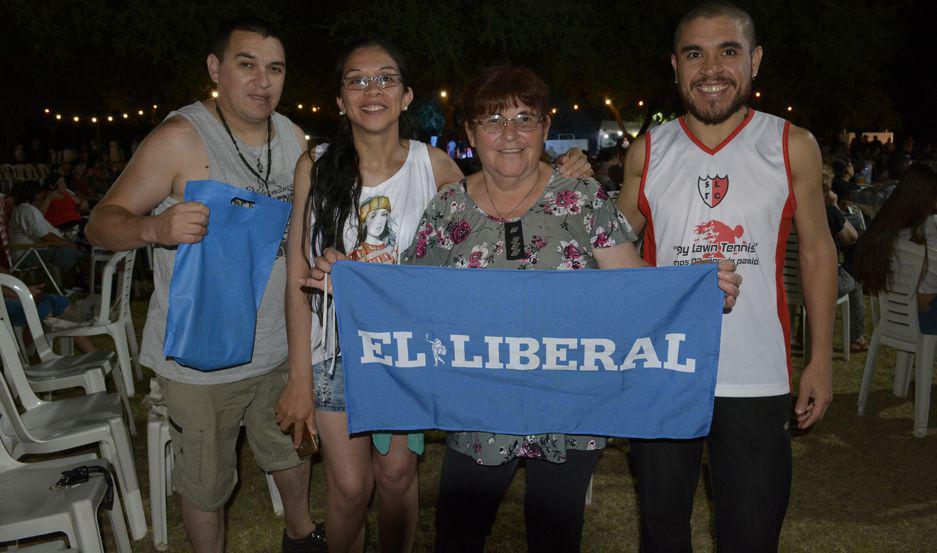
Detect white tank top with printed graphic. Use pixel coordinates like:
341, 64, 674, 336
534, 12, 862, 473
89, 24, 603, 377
311, 140, 438, 364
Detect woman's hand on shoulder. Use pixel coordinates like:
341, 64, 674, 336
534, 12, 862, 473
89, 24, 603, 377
555, 148, 594, 179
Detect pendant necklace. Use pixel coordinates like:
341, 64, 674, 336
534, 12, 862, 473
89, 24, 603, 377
484, 176, 539, 260
215, 101, 272, 195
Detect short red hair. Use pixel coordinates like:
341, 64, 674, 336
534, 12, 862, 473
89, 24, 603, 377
460, 66, 549, 122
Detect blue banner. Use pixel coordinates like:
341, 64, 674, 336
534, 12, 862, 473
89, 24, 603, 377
332, 262, 724, 439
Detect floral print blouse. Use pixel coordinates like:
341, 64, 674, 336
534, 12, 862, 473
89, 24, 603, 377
402, 170, 637, 465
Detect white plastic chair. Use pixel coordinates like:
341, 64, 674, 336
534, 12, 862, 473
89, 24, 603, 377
13, 164, 30, 181
782, 228, 851, 360
0, 165, 14, 193
0, 273, 134, 429
48, 250, 141, 396
0, 440, 131, 553
147, 413, 286, 550
858, 240, 937, 438
0, 318, 147, 540
6, 542, 78, 552
88, 246, 114, 293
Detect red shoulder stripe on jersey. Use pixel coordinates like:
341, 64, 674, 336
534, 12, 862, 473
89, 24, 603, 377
782, 120, 796, 211
637, 132, 657, 265
678, 108, 756, 156
776, 119, 796, 388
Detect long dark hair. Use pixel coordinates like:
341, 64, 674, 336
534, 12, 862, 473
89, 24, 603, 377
302, 39, 412, 311
853, 162, 937, 294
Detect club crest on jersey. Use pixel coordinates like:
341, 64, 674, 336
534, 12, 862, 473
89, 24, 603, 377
697, 175, 729, 208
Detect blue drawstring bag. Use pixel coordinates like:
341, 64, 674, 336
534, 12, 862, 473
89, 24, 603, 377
163, 180, 291, 370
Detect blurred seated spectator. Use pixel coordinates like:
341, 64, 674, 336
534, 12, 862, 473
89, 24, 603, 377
822, 167, 867, 351
70, 160, 95, 201
108, 140, 124, 164
90, 157, 114, 197
41, 172, 87, 230
1, 269, 96, 353
921, 142, 936, 162
13, 143, 26, 164
851, 169, 896, 208
10, 180, 87, 281
830, 158, 858, 206
889, 136, 914, 179
29, 139, 50, 164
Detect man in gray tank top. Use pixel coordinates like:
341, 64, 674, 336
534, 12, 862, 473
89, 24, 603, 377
85, 17, 325, 553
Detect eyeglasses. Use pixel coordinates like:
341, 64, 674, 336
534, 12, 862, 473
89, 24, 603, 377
473, 113, 544, 134
342, 74, 403, 90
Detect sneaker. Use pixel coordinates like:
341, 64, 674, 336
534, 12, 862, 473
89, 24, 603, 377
44, 316, 84, 330
63, 286, 89, 298
282, 523, 327, 553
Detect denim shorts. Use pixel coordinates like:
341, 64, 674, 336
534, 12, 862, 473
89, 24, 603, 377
313, 356, 425, 454
313, 357, 345, 412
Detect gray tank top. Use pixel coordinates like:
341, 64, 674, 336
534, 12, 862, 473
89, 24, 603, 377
139, 101, 303, 384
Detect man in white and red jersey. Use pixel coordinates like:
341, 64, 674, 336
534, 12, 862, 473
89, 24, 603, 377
617, 2, 837, 551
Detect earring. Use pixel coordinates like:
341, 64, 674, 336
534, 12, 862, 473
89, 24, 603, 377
402, 106, 408, 111
339, 110, 345, 116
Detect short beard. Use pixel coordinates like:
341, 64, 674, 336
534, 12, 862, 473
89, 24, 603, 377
680, 77, 750, 125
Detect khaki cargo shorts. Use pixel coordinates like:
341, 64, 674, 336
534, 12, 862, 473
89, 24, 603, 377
158, 361, 301, 512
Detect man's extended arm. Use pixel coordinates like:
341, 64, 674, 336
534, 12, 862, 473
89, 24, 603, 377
789, 125, 837, 429
616, 134, 648, 237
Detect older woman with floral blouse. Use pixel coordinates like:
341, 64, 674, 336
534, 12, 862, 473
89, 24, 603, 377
402, 66, 739, 552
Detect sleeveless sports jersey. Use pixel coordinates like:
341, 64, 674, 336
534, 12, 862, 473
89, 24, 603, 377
140, 101, 304, 384
309, 140, 438, 364
639, 109, 794, 397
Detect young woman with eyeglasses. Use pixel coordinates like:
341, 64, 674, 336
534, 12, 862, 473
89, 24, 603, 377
276, 39, 594, 552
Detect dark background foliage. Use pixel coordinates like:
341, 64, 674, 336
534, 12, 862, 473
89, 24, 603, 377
1, 0, 934, 153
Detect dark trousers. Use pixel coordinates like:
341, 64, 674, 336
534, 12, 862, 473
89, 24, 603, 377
435, 446, 601, 553
629, 395, 793, 553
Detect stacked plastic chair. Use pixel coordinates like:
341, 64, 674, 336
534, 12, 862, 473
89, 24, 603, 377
858, 240, 937, 437
0, 309, 147, 540
0, 436, 132, 552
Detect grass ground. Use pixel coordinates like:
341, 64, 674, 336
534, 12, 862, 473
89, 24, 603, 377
10, 295, 937, 552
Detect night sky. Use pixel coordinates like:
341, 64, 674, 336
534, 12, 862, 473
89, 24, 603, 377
2, 0, 935, 156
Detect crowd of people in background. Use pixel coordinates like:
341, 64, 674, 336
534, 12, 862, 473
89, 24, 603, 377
8, 127, 936, 204
7, 138, 131, 194
4, 127, 935, 350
